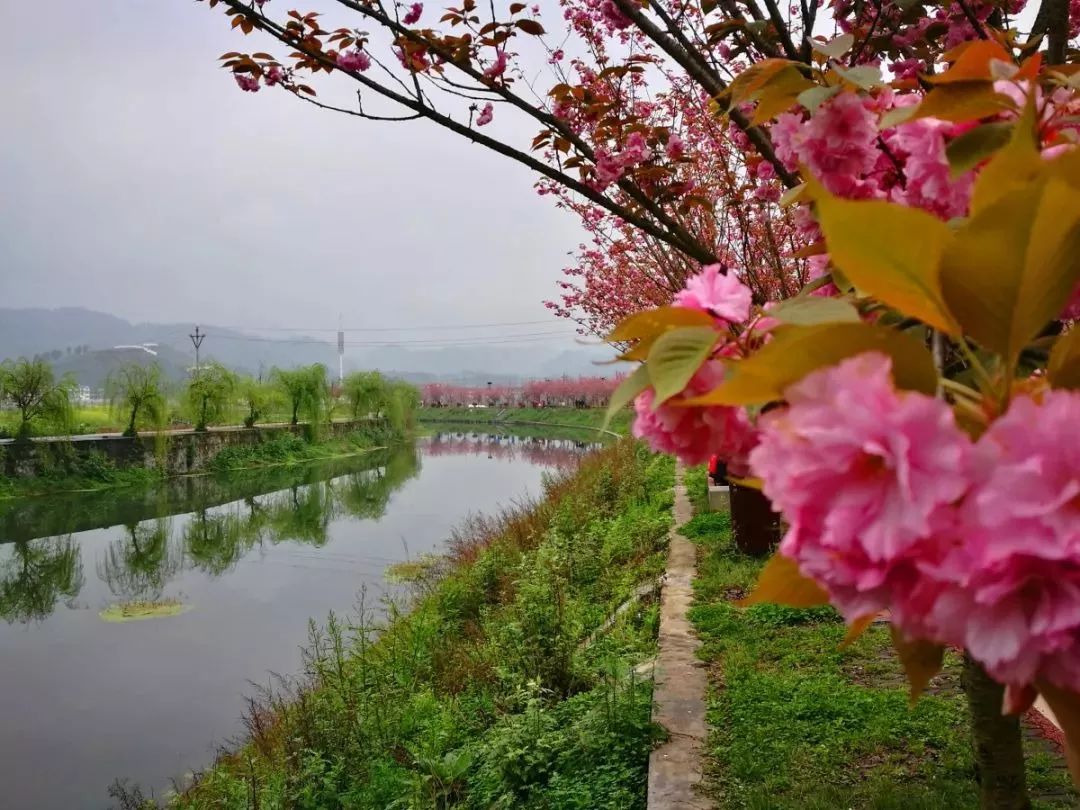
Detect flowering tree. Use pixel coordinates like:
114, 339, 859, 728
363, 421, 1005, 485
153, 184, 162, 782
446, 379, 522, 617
611, 101, 1080, 806
194, 0, 1080, 802
420, 375, 622, 406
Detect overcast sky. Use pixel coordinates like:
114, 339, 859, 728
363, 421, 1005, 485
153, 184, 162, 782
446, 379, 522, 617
0, 0, 585, 339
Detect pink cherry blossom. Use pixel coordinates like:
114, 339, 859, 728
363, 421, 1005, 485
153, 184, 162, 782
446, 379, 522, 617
903, 391, 1080, 688
592, 148, 625, 190
234, 73, 260, 92
476, 102, 494, 126
771, 93, 880, 197
885, 117, 973, 219
749, 353, 972, 620
665, 134, 685, 160
402, 2, 423, 24
599, 0, 632, 29
264, 65, 284, 86
619, 131, 652, 166
633, 362, 758, 470
673, 264, 752, 324
337, 49, 372, 73
1062, 282, 1080, 320
484, 49, 508, 80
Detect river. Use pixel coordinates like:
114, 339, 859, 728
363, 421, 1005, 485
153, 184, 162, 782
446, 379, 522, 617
0, 430, 597, 809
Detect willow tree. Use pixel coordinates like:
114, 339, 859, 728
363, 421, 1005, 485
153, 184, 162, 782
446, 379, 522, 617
0, 359, 74, 439
106, 363, 167, 437
186, 363, 238, 432
272, 364, 328, 426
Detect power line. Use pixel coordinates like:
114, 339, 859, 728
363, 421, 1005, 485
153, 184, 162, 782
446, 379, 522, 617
203, 329, 580, 347
206, 319, 558, 333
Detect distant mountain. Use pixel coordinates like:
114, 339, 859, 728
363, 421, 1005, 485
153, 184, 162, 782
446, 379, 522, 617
0, 307, 615, 386
51, 345, 193, 389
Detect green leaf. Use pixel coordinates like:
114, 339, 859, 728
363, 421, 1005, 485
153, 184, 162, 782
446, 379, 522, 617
779, 182, 809, 208
797, 84, 841, 112
603, 363, 650, 428
737, 553, 830, 608
724, 58, 800, 108
750, 66, 814, 124
839, 614, 878, 649
970, 98, 1041, 214
1049, 328, 1080, 390
945, 122, 1012, 177
890, 627, 944, 704
911, 83, 1016, 124
811, 181, 959, 333
812, 33, 855, 59
940, 177, 1080, 365
879, 105, 917, 129
607, 306, 715, 342
646, 326, 718, 407
832, 63, 882, 90
685, 322, 939, 406
767, 296, 860, 326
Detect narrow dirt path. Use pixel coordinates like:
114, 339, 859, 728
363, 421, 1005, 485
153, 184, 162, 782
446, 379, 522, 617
647, 464, 712, 809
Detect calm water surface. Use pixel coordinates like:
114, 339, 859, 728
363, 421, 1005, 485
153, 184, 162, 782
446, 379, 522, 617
0, 432, 594, 809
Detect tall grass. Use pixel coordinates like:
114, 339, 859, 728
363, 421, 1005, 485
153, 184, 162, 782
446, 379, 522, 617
148, 439, 672, 810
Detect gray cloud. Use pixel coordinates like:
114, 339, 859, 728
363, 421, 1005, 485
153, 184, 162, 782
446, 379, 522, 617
0, 0, 584, 343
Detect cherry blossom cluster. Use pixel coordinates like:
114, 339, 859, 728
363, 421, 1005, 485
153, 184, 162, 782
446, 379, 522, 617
751, 354, 1080, 690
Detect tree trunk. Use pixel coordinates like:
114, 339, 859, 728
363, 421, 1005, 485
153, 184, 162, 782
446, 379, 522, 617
962, 654, 1032, 810
729, 483, 781, 557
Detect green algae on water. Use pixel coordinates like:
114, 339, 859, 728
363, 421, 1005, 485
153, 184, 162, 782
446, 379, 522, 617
99, 599, 191, 622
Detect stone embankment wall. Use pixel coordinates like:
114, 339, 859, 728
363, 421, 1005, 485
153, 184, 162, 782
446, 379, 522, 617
1, 421, 367, 479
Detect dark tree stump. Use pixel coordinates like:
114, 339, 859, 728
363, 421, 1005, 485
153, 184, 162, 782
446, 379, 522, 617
730, 483, 780, 557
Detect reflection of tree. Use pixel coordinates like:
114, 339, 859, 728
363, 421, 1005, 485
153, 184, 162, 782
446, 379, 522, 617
337, 445, 421, 521
183, 509, 254, 577
97, 520, 180, 601
266, 484, 333, 546
0, 536, 84, 623
425, 432, 592, 470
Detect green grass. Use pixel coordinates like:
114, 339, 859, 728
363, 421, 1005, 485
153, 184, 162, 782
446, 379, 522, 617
0, 404, 121, 438
685, 509, 1077, 809
206, 423, 398, 472
418, 406, 632, 435
161, 440, 673, 809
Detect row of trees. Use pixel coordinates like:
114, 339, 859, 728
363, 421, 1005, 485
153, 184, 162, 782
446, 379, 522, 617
0, 357, 419, 438
420, 375, 623, 408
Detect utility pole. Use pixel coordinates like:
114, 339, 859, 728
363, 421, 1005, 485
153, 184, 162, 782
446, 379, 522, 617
337, 314, 345, 385
189, 325, 205, 376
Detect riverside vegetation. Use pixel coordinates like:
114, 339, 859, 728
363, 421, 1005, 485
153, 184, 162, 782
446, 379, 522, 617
115, 439, 672, 809
0, 363, 421, 497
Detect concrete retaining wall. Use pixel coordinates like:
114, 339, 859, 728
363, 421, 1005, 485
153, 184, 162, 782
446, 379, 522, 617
0, 421, 373, 479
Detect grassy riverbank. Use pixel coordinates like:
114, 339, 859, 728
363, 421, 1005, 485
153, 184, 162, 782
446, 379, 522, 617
418, 406, 632, 435
683, 471, 1076, 808
0, 424, 400, 499
149, 440, 671, 809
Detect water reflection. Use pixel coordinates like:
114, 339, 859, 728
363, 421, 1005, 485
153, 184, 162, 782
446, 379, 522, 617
0, 436, 595, 624
0, 536, 84, 623
0, 444, 422, 623
0, 431, 594, 810
98, 520, 179, 601
425, 430, 598, 469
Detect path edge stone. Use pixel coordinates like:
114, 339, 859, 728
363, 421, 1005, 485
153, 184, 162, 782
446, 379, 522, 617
647, 463, 713, 809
